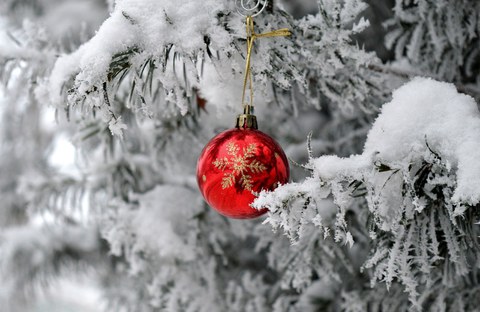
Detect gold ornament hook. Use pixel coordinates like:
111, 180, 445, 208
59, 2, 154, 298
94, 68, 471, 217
235, 0, 268, 18
236, 15, 290, 129
240, 16, 291, 108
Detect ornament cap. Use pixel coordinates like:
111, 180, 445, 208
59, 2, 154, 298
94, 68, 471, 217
236, 104, 258, 129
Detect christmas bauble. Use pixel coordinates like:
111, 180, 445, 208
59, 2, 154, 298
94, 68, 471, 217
197, 127, 289, 219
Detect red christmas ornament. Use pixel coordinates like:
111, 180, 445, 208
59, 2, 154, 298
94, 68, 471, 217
197, 13, 291, 219
197, 106, 289, 219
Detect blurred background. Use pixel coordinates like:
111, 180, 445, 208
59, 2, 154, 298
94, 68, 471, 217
0, 1, 108, 310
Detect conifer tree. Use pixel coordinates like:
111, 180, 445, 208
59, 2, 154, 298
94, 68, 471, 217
0, 0, 479, 311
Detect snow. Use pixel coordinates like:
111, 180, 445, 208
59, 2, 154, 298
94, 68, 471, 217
313, 77, 480, 205
47, 11, 138, 105
48, 133, 78, 175
44, 0, 232, 107
131, 185, 202, 261
108, 116, 128, 137
312, 154, 370, 181
30, 277, 102, 312
252, 178, 335, 242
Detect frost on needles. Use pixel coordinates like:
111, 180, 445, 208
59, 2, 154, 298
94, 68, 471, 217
254, 77, 480, 308
39, 0, 380, 138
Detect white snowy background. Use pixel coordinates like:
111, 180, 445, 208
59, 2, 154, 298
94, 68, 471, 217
0, 1, 105, 310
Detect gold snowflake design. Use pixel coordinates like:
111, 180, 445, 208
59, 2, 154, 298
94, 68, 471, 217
213, 142, 267, 191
